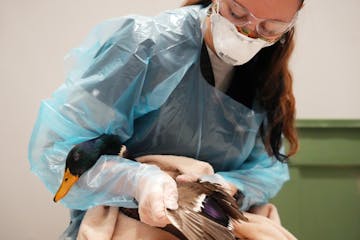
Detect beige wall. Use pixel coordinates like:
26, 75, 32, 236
291, 0, 360, 119
0, 1, 183, 239
0, 0, 359, 239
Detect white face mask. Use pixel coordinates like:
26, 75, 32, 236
210, 2, 274, 66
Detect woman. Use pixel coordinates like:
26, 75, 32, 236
29, 0, 302, 238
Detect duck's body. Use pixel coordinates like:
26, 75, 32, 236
54, 134, 247, 240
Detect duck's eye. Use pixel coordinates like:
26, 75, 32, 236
65, 178, 68, 182
73, 152, 80, 161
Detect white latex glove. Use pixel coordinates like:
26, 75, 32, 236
134, 165, 178, 227
249, 203, 281, 224
232, 212, 298, 240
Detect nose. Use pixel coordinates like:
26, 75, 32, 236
246, 30, 258, 38
236, 25, 259, 39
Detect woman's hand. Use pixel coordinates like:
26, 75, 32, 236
232, 211, 297, 240
133, 165, 179, 227
135, 154, 238, 195
249, 203, 281, 224
134, 155, 215, 227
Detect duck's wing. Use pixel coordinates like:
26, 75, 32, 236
199, 181, 248, 222
166, 181, 247, 239
167, 207, 236, 240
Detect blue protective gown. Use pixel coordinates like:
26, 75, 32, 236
29, 4, 289, 232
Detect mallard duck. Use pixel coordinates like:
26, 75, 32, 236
54, 134, 247, 240
53, 134, 124, 202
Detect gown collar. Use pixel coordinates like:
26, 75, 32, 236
200, 42, 257, 109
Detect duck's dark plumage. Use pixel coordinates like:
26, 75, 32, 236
53, 134, 123, 202
65, 134, 123, 176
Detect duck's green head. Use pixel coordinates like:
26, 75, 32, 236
53, 136, 126, 203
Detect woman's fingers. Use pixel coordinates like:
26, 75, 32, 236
249, 204, 281, 224
245, 212, 297, 239
232, 213, 298, 240
232, 220, 288, 240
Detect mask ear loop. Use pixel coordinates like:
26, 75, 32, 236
215, 0, 220, 14
200, 3, 215, 40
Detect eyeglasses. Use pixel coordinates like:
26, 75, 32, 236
217, 0, 298, 42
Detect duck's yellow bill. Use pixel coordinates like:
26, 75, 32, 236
53, 168, 79, 202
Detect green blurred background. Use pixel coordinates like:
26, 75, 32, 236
272, 119, 360, 239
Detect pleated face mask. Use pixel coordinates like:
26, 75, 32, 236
210, 1, 274, 65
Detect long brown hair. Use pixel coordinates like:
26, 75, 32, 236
182, 0, 303, 161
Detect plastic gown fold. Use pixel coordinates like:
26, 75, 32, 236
29, 6, 289, 211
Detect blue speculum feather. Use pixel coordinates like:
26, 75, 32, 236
202, 196, 229, 227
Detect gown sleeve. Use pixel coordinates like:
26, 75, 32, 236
28, 17, 169, 210
217, 133, 290, 211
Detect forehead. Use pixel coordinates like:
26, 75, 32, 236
233, 0, 300, 22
